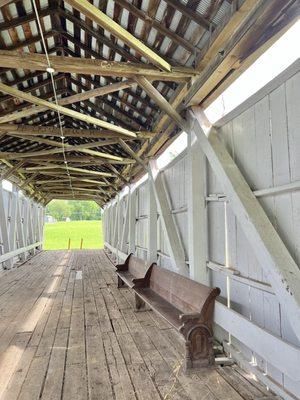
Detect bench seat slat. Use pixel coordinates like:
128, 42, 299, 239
117, 271, 136, 288
135, 287, 182, 330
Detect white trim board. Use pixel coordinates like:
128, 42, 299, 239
0, 241, 42, 264
214, 301, 300, 381
214, 58, 300, 128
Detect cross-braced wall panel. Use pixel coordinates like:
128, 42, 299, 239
103, 61, 300, 400
0, 184, 44, 269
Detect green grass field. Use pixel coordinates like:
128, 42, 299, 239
44, 220, 103, 250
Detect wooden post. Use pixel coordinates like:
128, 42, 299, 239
187, 131, 208, 284
8, 185, 18, 266
120, 189, 130, 253
128, 186, 136, 255
80, 238, 83, 249
16, 193, 26, 261
68, 238, 71, 250
147, 179, 157, 264
0, 183, 12, 269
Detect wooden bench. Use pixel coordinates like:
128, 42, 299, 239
115, 254, 155, 289
134, 265, 220, 372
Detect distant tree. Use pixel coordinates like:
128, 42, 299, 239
46, 200, 101, 221
46, 200, 71, 221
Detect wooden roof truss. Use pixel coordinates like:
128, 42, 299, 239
0, 0, 298, 205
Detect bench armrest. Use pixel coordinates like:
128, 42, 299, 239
132, 277, 147, 287
115, 253, 133, 272
179, 312, 201, 322
115, 263, 128, 272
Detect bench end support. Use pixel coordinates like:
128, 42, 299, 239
184, 324, 215, 373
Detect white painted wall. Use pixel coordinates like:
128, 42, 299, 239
0, 183, 44, 269
102, 61, 300, 399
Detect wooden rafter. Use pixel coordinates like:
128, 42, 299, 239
0, 79, 138, 123
0, 124, 154, 139
1, 134, 126, 161
135, 76, 188, 131
0, 81, 137, 138
0, 51, 197, 81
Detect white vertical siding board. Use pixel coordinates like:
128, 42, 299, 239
147, 181, 157, 263
231, 107, 257, 189
286, 72, 300, 267
270, 84, 291, 186
254, 96, 275, 221
208, 202, 225, 265
270, 82, 299, 352
285, 71, 300, 350
252, 95, 277, 364
128, 188, 136, 254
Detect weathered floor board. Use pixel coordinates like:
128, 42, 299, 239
0, 250, 278, 400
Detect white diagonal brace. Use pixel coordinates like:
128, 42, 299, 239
148, 160, 188, 276
189, 106, 300, 341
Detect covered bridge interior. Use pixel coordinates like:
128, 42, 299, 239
0, 0, 299, 399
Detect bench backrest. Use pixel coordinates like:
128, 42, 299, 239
149, 265, 220, 315
127, 254, 152, 279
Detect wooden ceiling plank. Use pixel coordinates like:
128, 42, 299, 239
162, 0, 211, 30
64, 0, 171, 71
113, 0, 199, 54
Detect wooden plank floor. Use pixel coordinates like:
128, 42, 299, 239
0, 250, 278, 400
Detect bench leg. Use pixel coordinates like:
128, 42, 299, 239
184, 325, 215, 373
117, 276, 125, 288
135, 293, 146, 311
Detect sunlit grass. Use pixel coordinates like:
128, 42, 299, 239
43, 220, 103, 250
